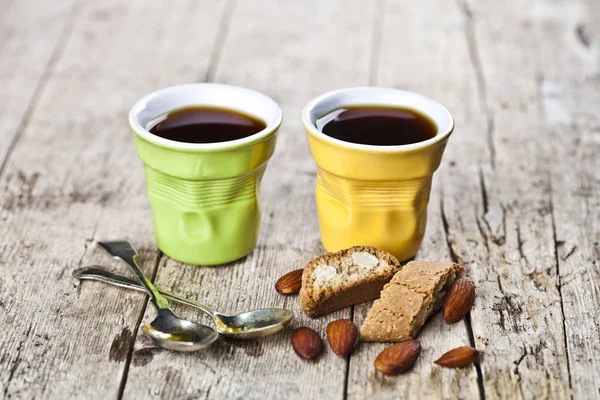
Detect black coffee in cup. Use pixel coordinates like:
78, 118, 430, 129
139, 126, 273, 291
149, 106, 266, 144
316, 106, 436, 146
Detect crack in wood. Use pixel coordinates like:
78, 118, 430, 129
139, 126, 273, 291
549, 193, 574, 396
464, 314, 486, 400
203, 0, 238, 83
484, 202, 507, 247
495, 276, 506, 330
440, 196, 462, 265
493, 275, 524, 333
535, 71, 546, 119
457, 0, 496, 168
478, 168, 488, 215
343, 304, 355, 400
515, 223, 530, 266
204, 376, 222, 400
561, 245, 577, 261
575, 23, 591, 48
475, 213, 490, 253
3, 323, 32, 398
513, 347, 527, 380
3, 355, 21, 398
476, 169, 491, 252
513, 343, 556, 389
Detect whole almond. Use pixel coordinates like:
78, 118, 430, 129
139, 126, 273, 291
443, 279, 475, 323
435, 346, 479, 368
374, 340, 421, 375
275, 269, 303, 295
291, 327, 322, 360
326, 319, 358, 357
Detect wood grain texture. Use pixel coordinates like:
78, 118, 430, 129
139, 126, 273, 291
535, 0, 600, 397
439, 0, 588, 398
0, 0, 226, 398
0, 0, 598, 399
0, 0, 76, 174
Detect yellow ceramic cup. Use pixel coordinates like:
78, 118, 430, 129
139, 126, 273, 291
302, 87, 454, 261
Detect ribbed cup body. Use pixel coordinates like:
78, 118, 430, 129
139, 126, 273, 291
316, 169, 432, 262
144, 165, 265, 265
133, 132, 276, 265
306, 134, 449, 261
134, 134, 276, 265
130, 84, 281, 266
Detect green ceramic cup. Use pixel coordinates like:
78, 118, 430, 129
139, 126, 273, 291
129, 84, 282, 265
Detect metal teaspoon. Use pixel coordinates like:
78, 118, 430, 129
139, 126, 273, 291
73, 266, 294, 340
97, 241, 218, 351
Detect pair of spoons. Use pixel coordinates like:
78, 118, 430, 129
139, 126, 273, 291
75, 241, 293, 351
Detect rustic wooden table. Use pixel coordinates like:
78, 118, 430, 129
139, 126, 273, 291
1, 0, 598, 399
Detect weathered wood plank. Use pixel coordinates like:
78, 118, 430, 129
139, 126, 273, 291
121, 0, 377, 398
347, 0, 481, 399
439, 0, 578, 398
535, 0, 600, 397
0, 0, 227, 398
1, 0, 598, 399
0, 0, 75, 172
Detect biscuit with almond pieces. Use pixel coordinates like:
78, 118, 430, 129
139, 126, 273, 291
299, 246, 401, 317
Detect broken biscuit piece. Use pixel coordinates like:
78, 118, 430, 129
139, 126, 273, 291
299, 246, 401, 317
360, 261, 463, 342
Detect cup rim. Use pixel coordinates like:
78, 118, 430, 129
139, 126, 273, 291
129, 83, 282, 152
302, 86, 454, 152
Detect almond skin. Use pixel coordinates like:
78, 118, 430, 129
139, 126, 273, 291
291, 327, 322, 360
443, 279, 475, 323
326, 319, 358, 357
374, 340, 421, 375
435, 346, 479, 368
275, 269, 303, 295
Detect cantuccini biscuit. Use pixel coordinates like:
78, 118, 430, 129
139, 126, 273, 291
299, 246, 401, 317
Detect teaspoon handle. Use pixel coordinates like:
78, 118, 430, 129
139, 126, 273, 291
98, 241, 170, 311
73, 266, 216, 318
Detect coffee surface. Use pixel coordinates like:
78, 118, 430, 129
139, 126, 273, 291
149, 106, 266, 144
316, 106, 436, 146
